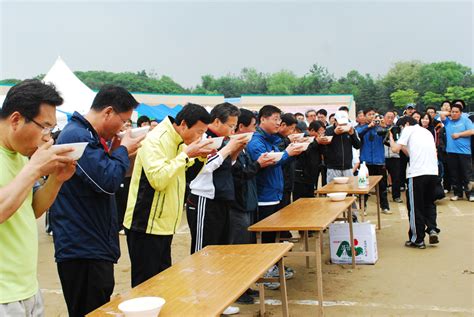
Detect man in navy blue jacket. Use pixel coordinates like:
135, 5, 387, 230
355, 108, 390, 213
50, 86, 144, 317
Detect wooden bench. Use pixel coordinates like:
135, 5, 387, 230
316, 175, 383, 229
249, 197, 356, 316
87, 243, 293, 317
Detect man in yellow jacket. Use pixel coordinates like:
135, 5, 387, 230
123, 103, 213, 287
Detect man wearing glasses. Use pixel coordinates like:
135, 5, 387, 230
0, 80, 76, 316
49, 85, 145, 317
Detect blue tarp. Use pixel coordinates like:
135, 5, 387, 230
136, 104, 183, 121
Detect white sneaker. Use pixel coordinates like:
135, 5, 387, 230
382, 209, 392, 214
469, 196, 474, 202
119, 229, 126, 235
450, 196, 460, 201
223, 306, 240, 315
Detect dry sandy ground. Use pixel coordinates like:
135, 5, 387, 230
38, 195, 473, 316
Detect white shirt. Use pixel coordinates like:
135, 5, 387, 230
397, 125, 438, 178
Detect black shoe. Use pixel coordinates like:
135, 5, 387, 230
236, 292, 254, 304
352, 214, 359, 223
429, 230, 439, 244
246, 288, 259, 297
405, 241, 426, 249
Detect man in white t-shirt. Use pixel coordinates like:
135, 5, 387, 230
389, 116, 439, 249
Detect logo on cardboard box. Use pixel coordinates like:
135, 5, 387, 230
336, 239, 364, 257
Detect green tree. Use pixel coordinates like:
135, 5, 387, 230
422, 92, 445, 107
390, 89, 419, 109
297, 64, 334, 94
382, 61, 423, 92
239, 68, 267, 94
267, 70, 298, 95
417, 62, 472, 96
445, 86, 474, 105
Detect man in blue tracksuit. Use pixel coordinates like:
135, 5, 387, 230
247, 105, 303, 243
355, 108, 390, 213
50, 86, 144, 317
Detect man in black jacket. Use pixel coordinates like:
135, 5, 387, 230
277, 113, 298, 208
325, 110, 361, 182
229, 109, 275, 304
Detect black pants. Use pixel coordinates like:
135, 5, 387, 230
293, 182, 315, 201
366, 165, 390, 210
406, 175, 440, 244
447, 153, 472, 198
126, 230, 173, 287
115, 176, 131, 230
228, 209, 257, 244
385, 158, 401, 200
257, 204, 280, 243
186, 194, 230, 254
439, 151, 451, 191
57, 259, 114, 317
399, 152, 409, 188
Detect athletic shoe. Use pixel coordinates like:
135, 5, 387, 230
246, 288, 259, 297
443, 189, 449, 194
266, 265, 294, 280
285, 266, 295, 274
223, 306, 240, 315
429, 230, 439, 244
236, 292, 254, 304
394, 198, 403, 203
400, 186, 406, 192
450, 196, 461, 201
119, 229, 126, 235
263, 282, 280, 290
382, 208, 392, 214
405, 241, 426, 249
469, 196, 474, 202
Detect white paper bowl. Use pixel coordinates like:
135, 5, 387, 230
117, 126, 150, 139
325, 136, 333, 142
295, 142, 310, 151
327, 192, 348, 202
229, 132, 254, 142
333, 177, 349, 184
289, 133, 305, 139
202, 136, 224, 149
52, 142, 88, 161
118, 297, 166, 317
267, 152, 284, 162
306, 136, 315, 143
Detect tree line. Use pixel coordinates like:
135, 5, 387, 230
1, 61, 473, 112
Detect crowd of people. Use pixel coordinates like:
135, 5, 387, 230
0, 79, 473, 316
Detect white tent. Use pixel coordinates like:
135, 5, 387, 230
43, 56, 96, 115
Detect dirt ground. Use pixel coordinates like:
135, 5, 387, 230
38, 194, 473, 317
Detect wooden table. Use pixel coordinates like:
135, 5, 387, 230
87, 243, 293, 317
248, 197, 356, 316
316, 175, 383, 229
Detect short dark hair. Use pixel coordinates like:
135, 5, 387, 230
305, 109, 317, 117
258, 105, 281, 121
175, 103, 211, 128
452, 99, 465, 110
329, 113, 335, 120
411, 110, 421, 118
316, 109, 328, 116
425, 106, 437, 112
440, 100, 451, 108
237, 108, 256, 129
451, 104, 463, 112
210, 102, 240, 123
385, 109, 396, 116
396, 115, 418, 127
281, 113, 297, 126
91, 85, 138, 113
1, 79, 63, 120
137, 115, 150, 127
294, 112, 304, 118
338, 106, 349, 112
363, 107, 375, 115
308, 120, 326, 132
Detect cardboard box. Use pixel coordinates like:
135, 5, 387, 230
329, 222, 378, 264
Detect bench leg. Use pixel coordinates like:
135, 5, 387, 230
376, 183, 381, 230
278, 258, 289, 317
315, 231, 324, 316
304, 231, 310, 268
256, 232, 262, 244
258, 281, 265, 316
348, 206, 356, 269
